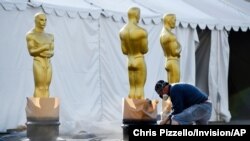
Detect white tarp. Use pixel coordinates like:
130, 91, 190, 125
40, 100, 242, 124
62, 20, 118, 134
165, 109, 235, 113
0, 0, 198, 132
225, 0, 250, 31
226, 0, 250, 17
134, 0, 216, 29
1, 0, 250, 132
185, 0, 250, 31
84, 0, 161, 24
209, 30, 231, 122
133, 0, 232, 122
0, 5, 102, 133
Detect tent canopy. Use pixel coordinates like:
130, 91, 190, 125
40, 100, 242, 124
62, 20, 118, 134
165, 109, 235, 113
185, 0, 250, 31
0, 0, 249, 132
2, 0, 250, 30
134, 0, 217, 29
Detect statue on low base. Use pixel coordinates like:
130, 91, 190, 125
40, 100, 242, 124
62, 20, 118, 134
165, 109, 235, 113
119, 9, 158, 137
25, 12, 64, 141
160, 13, 181, 119
119, 7, 148, 100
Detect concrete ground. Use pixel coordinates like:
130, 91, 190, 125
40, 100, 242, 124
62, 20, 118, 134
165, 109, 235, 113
0, 130, 123, 141
1, 120, 249, 141
0, 121, 123, 141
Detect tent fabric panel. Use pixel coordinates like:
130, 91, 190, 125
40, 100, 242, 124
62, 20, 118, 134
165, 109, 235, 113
31, 0, 102, 19
98, 17, 171, 120
209, 30, 231, 122
176, 27, 198, 85
1, 0, 248, 132
0, 7, 102, 132
185, 0, 250, 31
134, 0, 217, 29
85, 0, 161, 24
2, 0, 250, 29
224, 0, 250, 19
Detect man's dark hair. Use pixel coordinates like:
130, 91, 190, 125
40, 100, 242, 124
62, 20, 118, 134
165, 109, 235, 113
155, 80, 169, 98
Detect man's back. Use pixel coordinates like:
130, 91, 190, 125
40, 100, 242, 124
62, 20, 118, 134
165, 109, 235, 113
170, 83, 208, 114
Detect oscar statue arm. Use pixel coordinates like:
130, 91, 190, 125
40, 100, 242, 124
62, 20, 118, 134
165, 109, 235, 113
119, 32, 128, 55
174, 42, 181, 58
140, 29, 148, 54
47, 34, 54, 58
26, 34, 49, 57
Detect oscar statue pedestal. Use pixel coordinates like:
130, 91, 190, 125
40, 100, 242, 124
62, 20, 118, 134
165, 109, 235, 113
25, 97, 65, 141
121, 98, 158, 140
161, 99, 172, 121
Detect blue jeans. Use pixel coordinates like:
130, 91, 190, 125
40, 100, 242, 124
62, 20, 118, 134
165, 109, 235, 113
172, 101, 212, 125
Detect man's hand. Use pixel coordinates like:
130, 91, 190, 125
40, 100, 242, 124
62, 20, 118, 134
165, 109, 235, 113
159, 112, 173, 125
159, 116, 171, 125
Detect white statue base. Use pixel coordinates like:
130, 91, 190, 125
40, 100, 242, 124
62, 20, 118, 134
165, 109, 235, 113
121, 97, 158, 140
25, 97, 65, 141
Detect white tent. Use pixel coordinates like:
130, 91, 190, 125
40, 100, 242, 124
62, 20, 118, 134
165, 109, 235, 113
0, 0, 250, 133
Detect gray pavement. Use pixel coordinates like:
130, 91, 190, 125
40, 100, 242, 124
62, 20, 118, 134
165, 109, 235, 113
0, 122, 123, 141
0, 130, 123, 141
1, 120, 249, 141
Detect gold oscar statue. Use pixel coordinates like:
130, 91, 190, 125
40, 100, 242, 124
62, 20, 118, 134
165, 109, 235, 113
160, 14, 181, 114
119, 7, 148, 100
26, 12, 54, 98
25, 12, 63, 141
119, 8, 158, 130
